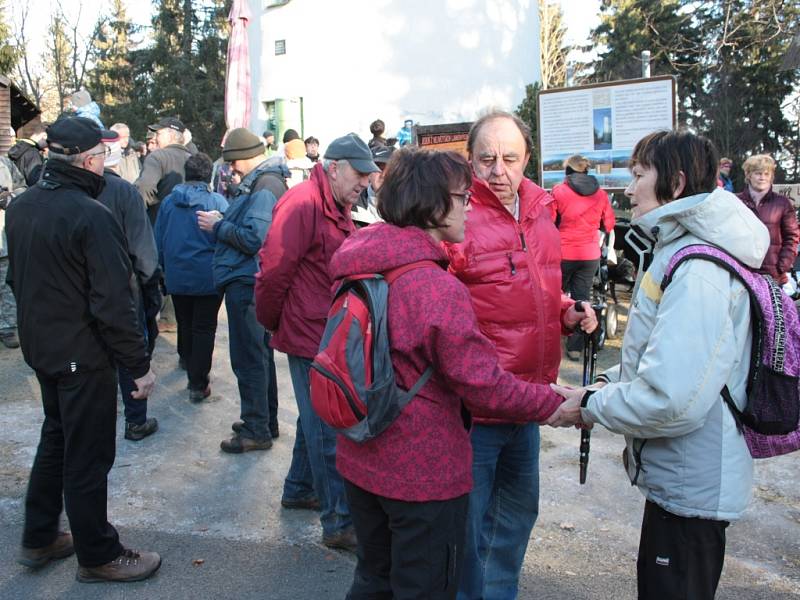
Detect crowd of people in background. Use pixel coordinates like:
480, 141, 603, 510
0, 86, 797, 600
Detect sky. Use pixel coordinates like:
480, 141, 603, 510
20, 0, 601, 63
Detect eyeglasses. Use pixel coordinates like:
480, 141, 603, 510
451, 190, 472, 207
89, 147, 112, 158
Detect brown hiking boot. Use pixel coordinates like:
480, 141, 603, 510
281, 496, 321, 511
76, 548, 161, 583
232, 420, 279, 439
322, 526, 358, 553
220, 434, 272, 453
18, 531, 74, 569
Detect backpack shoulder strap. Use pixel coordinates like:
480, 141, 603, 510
383, 260, 441, 284
660, 244, 755, 291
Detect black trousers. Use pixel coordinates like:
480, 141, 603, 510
637, 500, 728, 600
23, 368, 124, 567
172, 293, 223, 391
344, 479, 468, 600
561, 259, 600, 352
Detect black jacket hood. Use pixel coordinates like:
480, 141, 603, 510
565, 172, 600, 196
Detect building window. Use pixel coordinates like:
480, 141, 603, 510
275, 40, 286, 56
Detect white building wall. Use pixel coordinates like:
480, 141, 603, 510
248, 0, 540, 151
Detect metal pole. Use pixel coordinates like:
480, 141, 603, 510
642, 50, 651, 78
566, 64, 574, 87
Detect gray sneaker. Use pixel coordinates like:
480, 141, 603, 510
76, 548, 161, 583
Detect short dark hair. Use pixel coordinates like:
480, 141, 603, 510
370, 119, 385, 136
184, 152, 213, 183
377, 148, 472, 229
630, 130, 719, 203
283, 128, 300, 143
467, 111, 533, 158
304, 136, 319, 146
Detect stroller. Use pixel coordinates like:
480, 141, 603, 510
590, 223, 636, 349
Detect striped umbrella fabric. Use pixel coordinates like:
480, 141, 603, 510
225, 0, 252, 131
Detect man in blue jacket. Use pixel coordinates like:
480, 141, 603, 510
198, 128, 287, 453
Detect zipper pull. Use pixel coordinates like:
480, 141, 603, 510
508, 253, 516, 276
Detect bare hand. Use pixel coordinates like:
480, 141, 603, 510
563, 301, 598, 333
197, 210, 223, 232
131, 369, 156, 399
546, 384, 588, 428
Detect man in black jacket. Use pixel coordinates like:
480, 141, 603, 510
8, 124, 47, 186
5, 117, 161, 583
99, 133, 162, 441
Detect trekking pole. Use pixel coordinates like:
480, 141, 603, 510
575, 302, 602, 484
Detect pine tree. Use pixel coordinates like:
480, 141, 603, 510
516, 82, 543, 181
585, 0, 800, 184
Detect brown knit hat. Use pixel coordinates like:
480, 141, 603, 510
222, 127, 265, 161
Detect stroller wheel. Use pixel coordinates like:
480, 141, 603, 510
605, 303, 618, 339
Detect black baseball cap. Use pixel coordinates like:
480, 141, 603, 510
324, 133, 379, 174
371, 144, 395, 165
148, 116, 186, 133
46, 117, 117, 156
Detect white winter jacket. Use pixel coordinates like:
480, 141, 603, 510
583, 188, 770, 521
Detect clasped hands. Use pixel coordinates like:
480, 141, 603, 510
546, 382, 606, 428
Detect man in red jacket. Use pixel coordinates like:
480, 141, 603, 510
445, 112, 594, 599
255, 133, 379, 552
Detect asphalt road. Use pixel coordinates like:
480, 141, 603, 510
1, 295, 798, 599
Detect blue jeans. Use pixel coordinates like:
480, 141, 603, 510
224, 280, 276, 441
458, 423, 540, 600
282, 355, 351, 536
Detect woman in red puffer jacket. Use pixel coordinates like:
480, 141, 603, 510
552, 154, 616, 358
330, 149, 594, 599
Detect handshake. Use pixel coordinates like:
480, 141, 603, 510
545, 381, 607, 428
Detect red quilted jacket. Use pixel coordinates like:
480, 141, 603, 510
255, 163, 355, 358
330, 223, 563, 501
737, 187, 799, 282
444, 177, 573, 425
552, 179, 616, 261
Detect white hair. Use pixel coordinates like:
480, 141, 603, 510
47, 143, 104, 166
322, 158, 348, 173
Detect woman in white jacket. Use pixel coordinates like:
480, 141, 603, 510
548, 130, 770, 600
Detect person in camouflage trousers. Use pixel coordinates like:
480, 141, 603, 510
0, 155, 27, 348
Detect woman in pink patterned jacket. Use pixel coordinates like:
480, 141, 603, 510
329, 148, 594, 599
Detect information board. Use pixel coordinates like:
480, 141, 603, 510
537, 76, 677, 190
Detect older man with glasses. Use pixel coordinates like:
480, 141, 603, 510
443, 111, 596, 600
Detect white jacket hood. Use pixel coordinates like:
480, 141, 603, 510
633, 187, 770, 269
